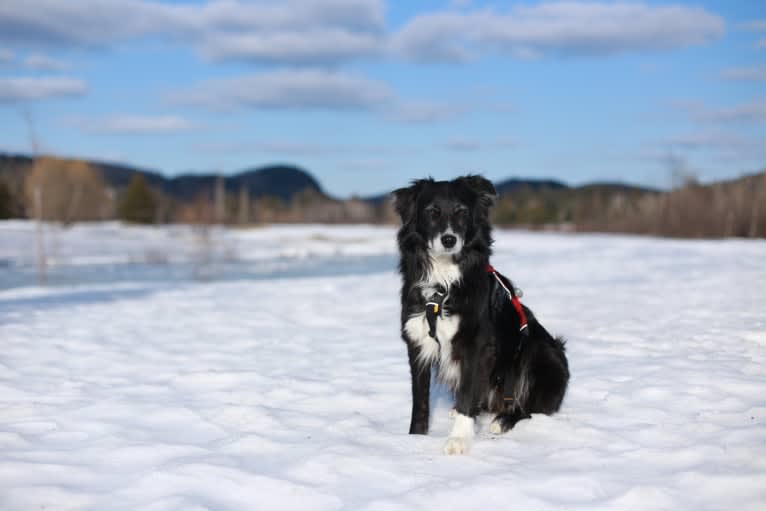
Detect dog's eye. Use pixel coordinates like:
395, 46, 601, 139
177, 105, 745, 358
427, 207, 441, 219
454, 206, 468, 217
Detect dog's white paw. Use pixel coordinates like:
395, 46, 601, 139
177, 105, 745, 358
448, 408, 457, 419
443, 436, 471, 455
443, 413, 474, 455
489, 420, 503, 435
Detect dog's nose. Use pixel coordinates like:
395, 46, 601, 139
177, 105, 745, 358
441, 234, 457, 249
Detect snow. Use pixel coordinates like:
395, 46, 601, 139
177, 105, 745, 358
1, 222, 765, 510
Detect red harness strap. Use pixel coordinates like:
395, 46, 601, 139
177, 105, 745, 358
486, 264, 528, 333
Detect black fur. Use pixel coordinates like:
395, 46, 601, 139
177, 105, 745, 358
393, 175, 569, 436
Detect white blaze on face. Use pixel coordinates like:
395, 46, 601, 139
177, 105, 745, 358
428, 227, 463, 256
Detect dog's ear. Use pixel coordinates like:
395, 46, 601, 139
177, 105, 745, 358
391, 180, 425, 224
392, 179, 434, 224
456, 175, 497, 208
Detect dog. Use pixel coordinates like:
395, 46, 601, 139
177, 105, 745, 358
393, 175, 569, 455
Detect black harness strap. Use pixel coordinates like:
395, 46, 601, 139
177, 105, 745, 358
425, 284, 447, 343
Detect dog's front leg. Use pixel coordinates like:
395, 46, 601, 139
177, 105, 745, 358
443, 342, 483, 455
407, 342, 431, 434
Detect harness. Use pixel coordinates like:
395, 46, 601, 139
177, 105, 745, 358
424, 264, 529, 339
425, 284, 447, 344
486, 264, 528, 336
423, 264, 530, 402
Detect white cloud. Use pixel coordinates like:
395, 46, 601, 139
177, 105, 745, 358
0, 0, 177, 46
663, 131, 757, 150
174, 70, 505, 124
199, 28, 381, 65
339, 157, 389, 171
699, 101, 766, 123
0, 48, 12, 63
656, 130, 766, 171
0, 1, 726, 67
194, 0, 384, 33
24, 53, 68, 71
743, 19, 766, 49
0, 0, 385, 65
0, 76, 86, 101
73, 115, 197, 134
392, 2, 724, 62
444, 137, 482, 152
174, 70, 472, 123
250, 140, 334, 155
721, 66, 766, 81
744, 20, 766, 31
197, 140, 344, 156
384, 101, 463, 123
173, 68, 392, 111
675, 99, 766, 124
443, 136, 517, 152
195, 0, 386, 64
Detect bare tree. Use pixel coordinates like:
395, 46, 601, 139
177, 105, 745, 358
238, 185, 250, 225
21, 109, 47, 285
749, 176, 762, 238
24, 157, 110, 224
214, 175, 226, 224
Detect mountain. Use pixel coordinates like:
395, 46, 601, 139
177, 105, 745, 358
155, 165, 323, 201
228, 165, 323, 201
2, 152, 657, 204
494, 177, 568, 195
362, 177, 654, 204
574, 182, 658, 194
0, 153, 323, 202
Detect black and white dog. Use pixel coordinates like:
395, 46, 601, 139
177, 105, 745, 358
393, 175, 569, 455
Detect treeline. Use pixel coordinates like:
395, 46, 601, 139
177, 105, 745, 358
0, 156, 395, 225
491, 173, 766, 238
492, 183, 654, 228
1, 156, 764, 238
574, 174, 766, 238
172, 184, 395, 225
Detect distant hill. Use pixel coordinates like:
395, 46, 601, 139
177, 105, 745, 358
574, 182, 658, 194
0, 153, 323, 202
495, 177, 568, 195
362, 177, 654, 205
156, 165, 323, 201
490, 177, 660, 226
1, 152, 659, 206
10, 151, 762, 238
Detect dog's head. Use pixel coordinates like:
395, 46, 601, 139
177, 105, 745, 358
393, 175, 496, 257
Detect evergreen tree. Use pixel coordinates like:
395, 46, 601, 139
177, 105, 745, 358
0, 182, 13, 219
118, 174, 157, 224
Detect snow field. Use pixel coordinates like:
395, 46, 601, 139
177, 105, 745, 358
1, 223, 765, 510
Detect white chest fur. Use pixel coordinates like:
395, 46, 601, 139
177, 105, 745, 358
424, 254, 462, 291
404, 312, 462, 388
403, 255, 463, 389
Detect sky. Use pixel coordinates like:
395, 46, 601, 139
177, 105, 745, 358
0, 0, 764, 198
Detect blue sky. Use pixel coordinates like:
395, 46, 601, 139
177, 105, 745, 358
1, 0, 764, 197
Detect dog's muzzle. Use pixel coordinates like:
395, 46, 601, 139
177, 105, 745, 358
440, 234, 456, 249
